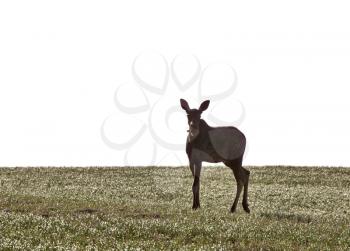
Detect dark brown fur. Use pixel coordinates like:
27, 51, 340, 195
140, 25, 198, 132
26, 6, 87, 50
180, 99, 250, 213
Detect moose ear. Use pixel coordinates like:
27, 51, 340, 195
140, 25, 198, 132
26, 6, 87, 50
199, 100, 210, 112
180, 99, 190, 112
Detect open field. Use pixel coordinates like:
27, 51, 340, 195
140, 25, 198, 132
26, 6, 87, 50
0, 166, 349, 250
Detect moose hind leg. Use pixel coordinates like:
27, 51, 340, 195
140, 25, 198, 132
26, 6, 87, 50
226, 157, 249, 213
242, 167, 250, 213
231, 179, 243, 213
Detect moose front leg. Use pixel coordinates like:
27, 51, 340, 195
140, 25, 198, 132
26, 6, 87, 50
192, 161, 202, 210
189, 159, 195, 177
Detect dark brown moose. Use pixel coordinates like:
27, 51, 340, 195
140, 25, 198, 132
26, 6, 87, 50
180, 99, 250, 213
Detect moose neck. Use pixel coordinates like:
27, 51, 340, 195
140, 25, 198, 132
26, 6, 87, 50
187, 119, 211, 143
198, 119, 211, 132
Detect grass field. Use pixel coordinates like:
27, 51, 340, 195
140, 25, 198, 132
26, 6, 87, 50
0, 166, 349, 250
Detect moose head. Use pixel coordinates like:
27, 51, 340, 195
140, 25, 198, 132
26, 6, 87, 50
180, 99, 210, 142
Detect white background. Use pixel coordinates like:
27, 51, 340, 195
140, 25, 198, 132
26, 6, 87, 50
1, 0, 350, 167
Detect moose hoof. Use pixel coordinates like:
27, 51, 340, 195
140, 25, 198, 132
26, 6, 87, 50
192, 205, 200, 210
243, 205, 250, 214
230, 207, 236, 213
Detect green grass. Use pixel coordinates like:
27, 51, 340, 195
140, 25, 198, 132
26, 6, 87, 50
0, 166, 349, 250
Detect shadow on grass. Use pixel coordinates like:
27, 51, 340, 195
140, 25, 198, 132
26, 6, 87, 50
75, 208, 99, 214
260, 211, 312, 224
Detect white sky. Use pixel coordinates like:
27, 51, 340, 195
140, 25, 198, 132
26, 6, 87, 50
1, 1, 350, 167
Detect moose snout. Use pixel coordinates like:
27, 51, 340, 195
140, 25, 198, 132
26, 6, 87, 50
189, 121, 199, 128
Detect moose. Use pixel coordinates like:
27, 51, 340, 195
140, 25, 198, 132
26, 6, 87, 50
180, 99, 250, 213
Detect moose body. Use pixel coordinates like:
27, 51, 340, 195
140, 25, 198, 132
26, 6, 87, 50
180, 99, 250, 213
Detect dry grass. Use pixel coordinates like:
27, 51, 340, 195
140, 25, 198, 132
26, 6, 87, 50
0, 166, 349, 250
